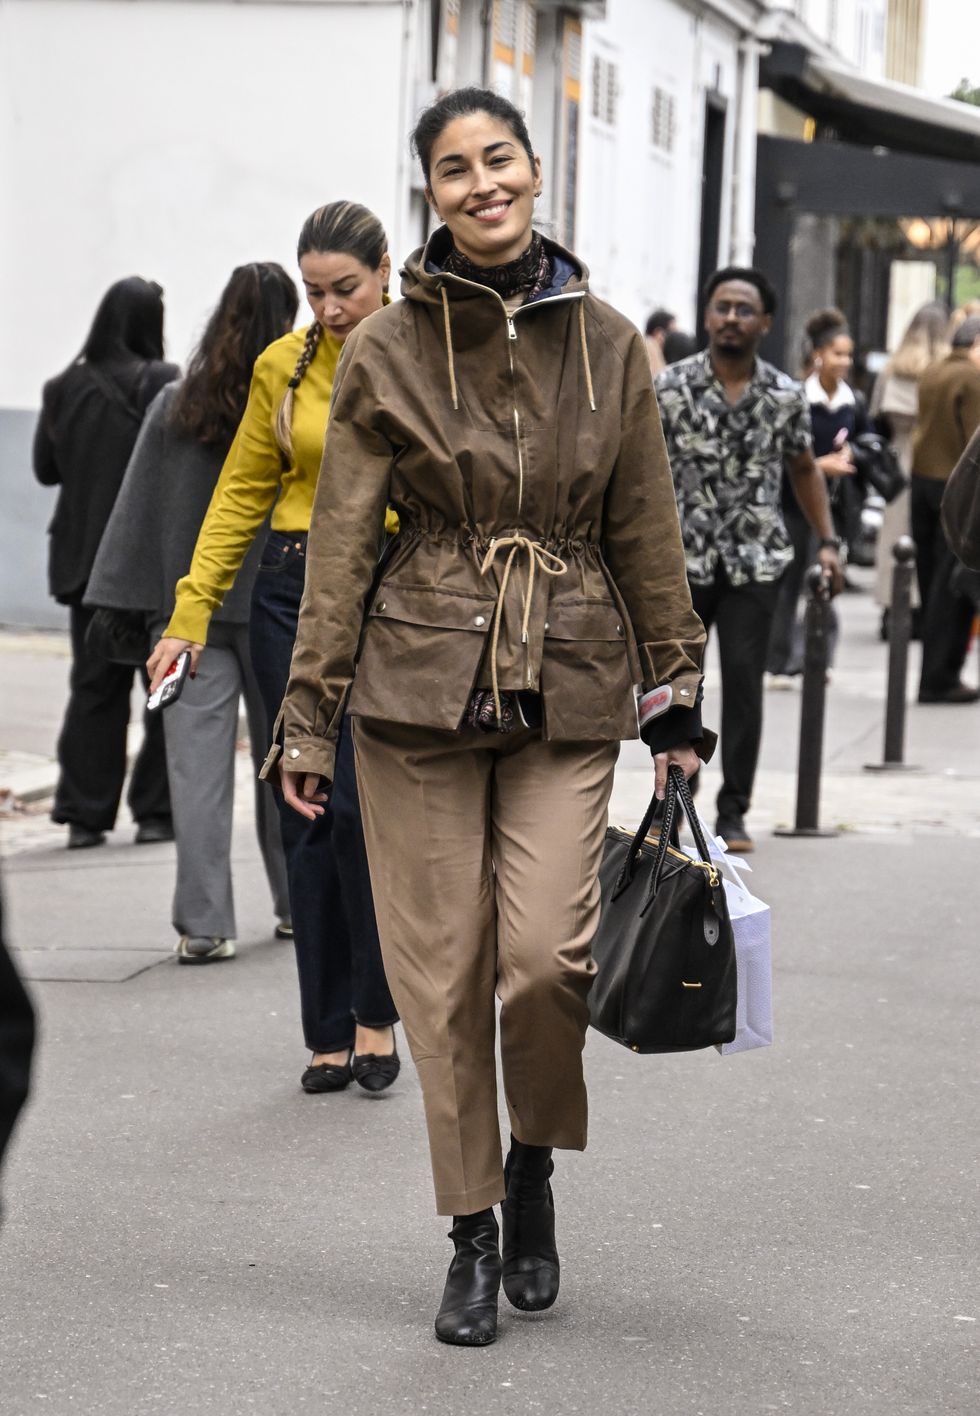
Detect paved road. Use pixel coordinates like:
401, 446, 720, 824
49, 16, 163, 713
1, 583, 978, 1414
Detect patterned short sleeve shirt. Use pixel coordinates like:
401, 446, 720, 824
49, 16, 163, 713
656, 350, 813, 587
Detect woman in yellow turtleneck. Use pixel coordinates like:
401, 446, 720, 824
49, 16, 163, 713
148, 202, 400, 1095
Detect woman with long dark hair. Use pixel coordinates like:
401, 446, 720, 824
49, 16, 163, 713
33, 277, 179, 849
273, 89, 710, 1345
147, 206, 399, 1083
87, 263, 297, 961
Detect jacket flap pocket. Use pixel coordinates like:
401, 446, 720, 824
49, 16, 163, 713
544, 599, 625, 642
369, 584, 495, 633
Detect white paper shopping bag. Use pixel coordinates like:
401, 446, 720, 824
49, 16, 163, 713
680, 818, 773, 1056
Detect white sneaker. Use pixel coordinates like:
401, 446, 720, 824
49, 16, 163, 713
175, 935, 235, 965
766, 673, 799, 691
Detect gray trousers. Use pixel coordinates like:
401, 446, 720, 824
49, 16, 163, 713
153, 619, 289, 940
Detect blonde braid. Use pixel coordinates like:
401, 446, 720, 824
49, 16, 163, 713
274, 322, 323, 457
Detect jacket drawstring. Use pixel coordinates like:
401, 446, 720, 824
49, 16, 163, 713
479, 535, 567, 725
578, 301, 596, 413
440, 286, 459, 411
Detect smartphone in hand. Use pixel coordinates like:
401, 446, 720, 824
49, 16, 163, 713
147, 651, 191, 712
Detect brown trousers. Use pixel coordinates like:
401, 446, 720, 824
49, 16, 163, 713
352, 718, 619, 1215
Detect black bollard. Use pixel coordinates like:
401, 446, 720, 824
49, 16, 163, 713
775, 565, 838, 838
865, 536, 920, 773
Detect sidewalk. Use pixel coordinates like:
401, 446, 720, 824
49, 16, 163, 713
1, 584, 977, 1415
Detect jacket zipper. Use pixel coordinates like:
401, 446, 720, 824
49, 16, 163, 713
438, 272, 586, 529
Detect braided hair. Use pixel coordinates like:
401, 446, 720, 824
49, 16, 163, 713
274, 321, 323, 457
274, 201, 388, 457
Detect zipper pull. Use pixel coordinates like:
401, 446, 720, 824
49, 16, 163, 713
507, 318, 517, 341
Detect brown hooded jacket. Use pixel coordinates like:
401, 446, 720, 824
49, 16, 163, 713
266, 230, 707, 782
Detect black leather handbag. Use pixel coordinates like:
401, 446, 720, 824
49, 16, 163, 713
590, 767, 737, 1053
852, 430, 907, 504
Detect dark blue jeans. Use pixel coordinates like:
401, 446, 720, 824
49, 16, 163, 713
249, 530, 396, 1052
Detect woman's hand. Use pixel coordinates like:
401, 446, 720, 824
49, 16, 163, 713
653, 743, 701, 801
816, 450, 855, 478
281, 768, 329, 820
147, 636, 203, 693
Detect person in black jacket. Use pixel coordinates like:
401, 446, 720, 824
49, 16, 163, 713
0, 890, 35, 1222
33, 278, 180, 849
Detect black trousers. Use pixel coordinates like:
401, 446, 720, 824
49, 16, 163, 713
690, 568, 782, 825
249, 531, 397, 1053
910, 476, 974, 695
52, 604, 170, 831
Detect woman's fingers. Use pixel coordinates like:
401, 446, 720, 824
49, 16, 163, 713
653, 744, 701, 799
147, 636, 201, 693
281, 769, 328, 819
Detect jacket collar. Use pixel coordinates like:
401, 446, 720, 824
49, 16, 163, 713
402, 225, 589, 307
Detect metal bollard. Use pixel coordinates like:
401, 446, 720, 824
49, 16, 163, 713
775, 565, 838, 837
865, 536, 920, 773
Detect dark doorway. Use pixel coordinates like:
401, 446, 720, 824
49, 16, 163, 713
697, 94, 727, 335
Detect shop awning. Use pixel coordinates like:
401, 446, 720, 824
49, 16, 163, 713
760, 41, 980, 166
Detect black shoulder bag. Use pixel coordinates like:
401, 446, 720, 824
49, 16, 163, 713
590, 766, 737, 1053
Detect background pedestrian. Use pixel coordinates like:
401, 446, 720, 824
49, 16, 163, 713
768, 307, 864, 681
32, 278, 179, 850
87, 263, 297, 964
644, 307, 676, 377
910, 314, 980, 703
146, 205, 399, 1091
656, 267, 843, 852
275, 85, 712, 1348
870, 301, 948, 638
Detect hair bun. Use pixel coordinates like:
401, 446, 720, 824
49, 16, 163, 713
806, 307, 848, 346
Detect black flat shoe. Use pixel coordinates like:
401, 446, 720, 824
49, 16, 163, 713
352, 1030, 400, 1093
135, 818, 174, 845
434, 1208, 501, 1346
300, 1056, 352, 1093
67, 825, 106, 850
501, 1137, 560, 1313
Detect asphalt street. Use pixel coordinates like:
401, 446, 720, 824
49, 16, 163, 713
1, 580, 978, 1415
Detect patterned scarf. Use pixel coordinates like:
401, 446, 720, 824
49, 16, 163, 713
443, 231, 552, 302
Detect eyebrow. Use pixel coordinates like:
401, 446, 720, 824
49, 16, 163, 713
434, 140, 516, 172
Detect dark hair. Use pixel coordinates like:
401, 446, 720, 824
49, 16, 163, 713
645, 308, 675, 337
952, 314, 980, 348
703, 266, 777, 316
805, 306, 850, 351
663, 330, 699, 365
276, 201, 388, 456
81, 277, 165, 363
411, 86, 535, 187
169, 263, 298, 449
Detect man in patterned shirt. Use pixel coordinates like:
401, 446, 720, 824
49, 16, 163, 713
656, 267, 842, 851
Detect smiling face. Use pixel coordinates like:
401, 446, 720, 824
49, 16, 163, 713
426, 111, 542, 267
298, 249, 390, 342
704, 280, 772, 359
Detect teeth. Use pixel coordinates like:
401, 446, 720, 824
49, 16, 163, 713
475, 203, 508, 218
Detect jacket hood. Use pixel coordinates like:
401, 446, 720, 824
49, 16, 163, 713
400, 225, 589, 306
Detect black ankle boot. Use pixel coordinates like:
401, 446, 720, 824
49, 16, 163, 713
501, 1137, 560, 1312
434, 1208, 501, 1346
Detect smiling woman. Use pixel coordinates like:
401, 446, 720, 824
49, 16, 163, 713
273, 86, 714, 1349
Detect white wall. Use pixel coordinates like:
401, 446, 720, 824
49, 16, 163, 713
574, 0, 745, 333
0, 0, 414, 409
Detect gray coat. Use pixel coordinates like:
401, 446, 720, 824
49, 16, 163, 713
86, 384, 265, 628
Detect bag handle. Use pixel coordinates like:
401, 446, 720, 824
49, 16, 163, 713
612, 783, 668, 898
613, 766, 714, 901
